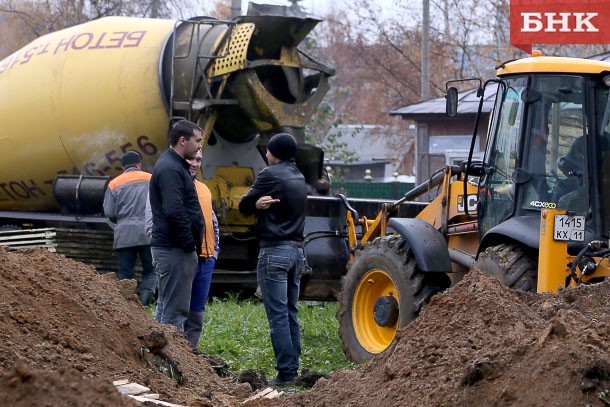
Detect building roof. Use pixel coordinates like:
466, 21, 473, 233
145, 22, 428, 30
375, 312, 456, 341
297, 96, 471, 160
390, 83, 497, 118
321, 125, 397, 162
391, 50, 610, 118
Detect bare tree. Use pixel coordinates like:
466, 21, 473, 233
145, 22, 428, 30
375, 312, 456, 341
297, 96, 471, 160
316, 0, 610, 123
304, 8, 420, 175
0, 0, 223, 59
311, 3, 453, 138
309, 0, 609, 177
433, 0, 608, 78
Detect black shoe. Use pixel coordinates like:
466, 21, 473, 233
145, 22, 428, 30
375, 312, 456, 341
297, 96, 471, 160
269, 375, 297, 387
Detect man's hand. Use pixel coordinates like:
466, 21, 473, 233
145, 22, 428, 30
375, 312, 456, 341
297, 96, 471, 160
256, 195, 280, 210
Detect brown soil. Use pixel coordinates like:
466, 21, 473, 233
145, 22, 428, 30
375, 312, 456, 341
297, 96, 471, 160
2, 247, 610, 407
249, 269, 610, 407
0, 247, 249, 406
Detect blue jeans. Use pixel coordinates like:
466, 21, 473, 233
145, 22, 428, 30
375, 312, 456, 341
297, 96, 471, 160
151, 247, 197, 331
185, 257, 216, 348
257, 244, 305, 379
116, 245, 156, 306
190, 257, 215, 312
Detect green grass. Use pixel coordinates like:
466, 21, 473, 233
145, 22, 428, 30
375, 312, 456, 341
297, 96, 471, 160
197, 295, 356, 379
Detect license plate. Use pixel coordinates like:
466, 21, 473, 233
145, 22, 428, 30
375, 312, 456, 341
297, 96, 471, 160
554, 215, 585, 242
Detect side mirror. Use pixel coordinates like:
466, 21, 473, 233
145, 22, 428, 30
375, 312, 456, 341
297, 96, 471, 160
445, 87, 458, 116
462, 160, 485, 177
521, 88, 541, 103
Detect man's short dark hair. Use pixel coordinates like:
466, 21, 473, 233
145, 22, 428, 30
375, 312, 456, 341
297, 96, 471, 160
168, 120, 203, 147
314, 179, 331, 196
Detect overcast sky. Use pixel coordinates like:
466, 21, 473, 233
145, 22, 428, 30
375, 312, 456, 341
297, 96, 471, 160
196, 0, 402, 20
256, 0, 401, 18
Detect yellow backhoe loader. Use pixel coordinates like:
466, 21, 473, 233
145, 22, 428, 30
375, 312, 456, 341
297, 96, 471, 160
338, 53, 610, 363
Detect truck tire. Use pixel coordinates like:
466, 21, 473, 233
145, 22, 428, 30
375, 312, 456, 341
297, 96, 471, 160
338, 236, 449, 363
474, 244, 537, 292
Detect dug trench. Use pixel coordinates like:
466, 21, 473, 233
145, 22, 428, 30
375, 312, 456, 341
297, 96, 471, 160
1, 247, 610, 406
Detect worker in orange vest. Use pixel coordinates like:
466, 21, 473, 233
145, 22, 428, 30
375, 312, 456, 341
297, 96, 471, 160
103, 151, 156, 306
184, 148, 219, 349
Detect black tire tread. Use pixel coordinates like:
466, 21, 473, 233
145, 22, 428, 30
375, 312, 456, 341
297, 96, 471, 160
475, 244, 537, 292
338, 236, 449, 363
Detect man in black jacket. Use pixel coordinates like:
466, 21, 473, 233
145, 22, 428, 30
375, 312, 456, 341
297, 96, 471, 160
149, 120, 204, 331
239, 133, 307, 387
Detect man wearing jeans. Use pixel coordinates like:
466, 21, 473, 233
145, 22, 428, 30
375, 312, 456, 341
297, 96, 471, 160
239, 133, 307, 387
149, 120, 203, 331
185, 148, 220, 349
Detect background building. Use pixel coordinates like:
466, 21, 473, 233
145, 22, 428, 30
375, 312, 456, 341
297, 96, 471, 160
321, 124, 415, 182
390, 84, 497, 188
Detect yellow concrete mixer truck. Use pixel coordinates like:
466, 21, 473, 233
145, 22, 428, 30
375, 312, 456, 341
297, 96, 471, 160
0, 4, 395, 298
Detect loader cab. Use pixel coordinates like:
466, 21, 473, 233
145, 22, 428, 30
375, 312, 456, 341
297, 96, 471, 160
477, 65, 610, 249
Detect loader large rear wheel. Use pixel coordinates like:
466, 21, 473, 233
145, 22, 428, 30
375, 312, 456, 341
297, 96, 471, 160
338, 237, 450, 363
474, 244, 537, 292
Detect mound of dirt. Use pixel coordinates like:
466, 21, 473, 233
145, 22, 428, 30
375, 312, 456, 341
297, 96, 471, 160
4, 246, 610, 406
0, 247, 247, 406
253, 268, 610, 406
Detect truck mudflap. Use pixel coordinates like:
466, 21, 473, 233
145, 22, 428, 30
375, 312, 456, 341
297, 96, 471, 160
388, 218, 452, 272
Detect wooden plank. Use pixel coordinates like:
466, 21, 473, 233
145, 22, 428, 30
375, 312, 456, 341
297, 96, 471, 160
0, 232, 56, 241
55, 236, 113, 242
0, 226, 121, 275
56, 229, 114, 238
127, 395, 186, 406
57, 227, 112, 234
55, 245, 114, 251
0, 239, 55, 246
112, 379, 129, 386
0, 228, 55, 236
262, 389, 281, 399
115, 382, 150, 395
257, 388, 275, 397
0, 238, 56, 244
242, 387, 283, 403
139, 394, 160, 400
55, 248, 114, 255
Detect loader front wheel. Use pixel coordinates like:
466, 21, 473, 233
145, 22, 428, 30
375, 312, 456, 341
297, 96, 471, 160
338, 237, 450, 363
474, 244, 537, 292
